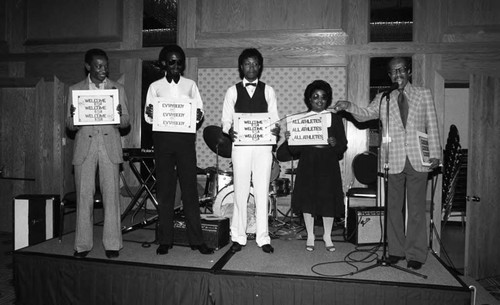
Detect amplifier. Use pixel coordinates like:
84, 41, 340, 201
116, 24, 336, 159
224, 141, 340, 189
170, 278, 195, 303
14, 194, 60, 250
173, 215, 229, 250
346, 206, 384, 245
347, 196, 377, 208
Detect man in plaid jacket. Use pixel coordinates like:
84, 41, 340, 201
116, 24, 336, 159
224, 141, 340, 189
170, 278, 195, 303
334, 57, 441, 270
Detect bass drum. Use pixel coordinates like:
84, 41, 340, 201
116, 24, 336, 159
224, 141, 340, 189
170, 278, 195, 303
213, 185, 271, 234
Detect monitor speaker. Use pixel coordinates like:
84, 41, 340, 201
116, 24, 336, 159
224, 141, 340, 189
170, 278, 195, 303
14, 194, 60, 250
346, 206, 384, 245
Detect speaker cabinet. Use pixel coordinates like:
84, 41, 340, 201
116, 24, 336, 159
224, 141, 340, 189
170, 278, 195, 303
173, 215, 229, 250
347, 206, 384, 245
14, 194, 60, 250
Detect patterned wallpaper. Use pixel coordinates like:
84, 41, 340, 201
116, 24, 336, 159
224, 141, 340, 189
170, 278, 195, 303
196, 66, 347, 183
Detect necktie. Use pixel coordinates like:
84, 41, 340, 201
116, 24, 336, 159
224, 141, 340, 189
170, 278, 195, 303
398, 89, 408, 127
245, 82, 256, 87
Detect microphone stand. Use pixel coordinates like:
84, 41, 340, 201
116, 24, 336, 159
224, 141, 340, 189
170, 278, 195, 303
350, 92, 427, 279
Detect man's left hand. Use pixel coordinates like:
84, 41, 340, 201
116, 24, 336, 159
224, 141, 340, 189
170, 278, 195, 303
327, 136, 336, 147
271, 123, 281, 137
429, 158, 440, 170
197, 109, 204, 122
117, 104, 122, 116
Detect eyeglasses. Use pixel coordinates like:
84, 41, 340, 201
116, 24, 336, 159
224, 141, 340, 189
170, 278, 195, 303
243, 62, 260, 68
389, 66, 408, 75
167, 59, 183, 66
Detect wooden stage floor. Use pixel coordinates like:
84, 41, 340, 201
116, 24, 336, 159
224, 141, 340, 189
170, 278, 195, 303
13, 224, 472, 305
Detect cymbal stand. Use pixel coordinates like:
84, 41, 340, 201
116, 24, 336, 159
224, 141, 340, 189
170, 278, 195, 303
214, 144, 220, 194
280, 159, 304, 232
269, 193, 286, 228
199, 144, 223, 214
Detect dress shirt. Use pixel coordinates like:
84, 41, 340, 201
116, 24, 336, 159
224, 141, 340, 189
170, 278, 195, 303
88, 74, 108, 90
144, 75, 204, 125
398, 89, 409, 127
221, 78, 280, 134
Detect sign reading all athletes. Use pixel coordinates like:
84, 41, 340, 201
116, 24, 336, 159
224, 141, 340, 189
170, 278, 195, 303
286, 112, 328, 146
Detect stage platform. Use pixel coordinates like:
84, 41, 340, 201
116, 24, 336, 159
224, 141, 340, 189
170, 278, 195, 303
13, 224, 472, 305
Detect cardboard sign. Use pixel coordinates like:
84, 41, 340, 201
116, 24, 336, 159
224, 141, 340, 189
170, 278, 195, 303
233, 113, 276, 145
152, 98, 197, 133
286, 112, 328, 146
72, 89, 120, 125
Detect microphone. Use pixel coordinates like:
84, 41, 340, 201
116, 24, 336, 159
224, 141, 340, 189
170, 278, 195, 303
382, 82, 399, 98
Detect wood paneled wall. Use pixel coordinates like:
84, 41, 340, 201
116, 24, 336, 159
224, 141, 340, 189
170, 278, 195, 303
0, 78, 68, 232
200, 0, 340, 31
24, 0, 123, 52
1, 0, 500, 242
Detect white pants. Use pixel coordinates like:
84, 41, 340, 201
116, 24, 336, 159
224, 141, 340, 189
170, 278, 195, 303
231, 145, 272, 246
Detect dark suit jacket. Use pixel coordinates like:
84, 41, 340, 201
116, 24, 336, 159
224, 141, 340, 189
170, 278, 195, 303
66, 78, 130, 165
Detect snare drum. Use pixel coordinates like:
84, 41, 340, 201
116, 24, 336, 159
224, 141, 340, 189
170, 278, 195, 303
205, 168, 233, 197
270, 178, 290, 197
217, 170, 233, 191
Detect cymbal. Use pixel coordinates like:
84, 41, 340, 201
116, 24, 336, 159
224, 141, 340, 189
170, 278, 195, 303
203, 126, 232, 158
276, 143, 299, 162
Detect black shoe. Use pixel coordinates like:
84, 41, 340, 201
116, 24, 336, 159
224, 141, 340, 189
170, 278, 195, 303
231, 242, 243, 253
262, 244, 274, 254
407, 260, 423, 270
156, 244, 172, 255
191, 243, 214, 255
73, 250, 90, 258
105, 250, 119, 259
387, 255, 404, 264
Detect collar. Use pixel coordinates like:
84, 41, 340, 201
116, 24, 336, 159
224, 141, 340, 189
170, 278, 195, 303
87, 74, 108, 89
166, 74, 180, 84
243, 79, 258, 86
400, 82, 413, 95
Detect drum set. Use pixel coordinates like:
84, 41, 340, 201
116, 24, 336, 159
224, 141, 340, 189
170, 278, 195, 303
200, 126, 297, 232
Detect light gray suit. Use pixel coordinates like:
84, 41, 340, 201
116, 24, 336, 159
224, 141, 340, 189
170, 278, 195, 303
67, 77, 130, 252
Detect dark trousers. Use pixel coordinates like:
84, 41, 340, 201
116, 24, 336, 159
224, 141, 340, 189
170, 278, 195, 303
387, 157, 429, 263
153, 132, 203, 246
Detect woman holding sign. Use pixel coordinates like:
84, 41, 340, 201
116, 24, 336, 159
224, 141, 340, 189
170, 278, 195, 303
283, 80, 347, 252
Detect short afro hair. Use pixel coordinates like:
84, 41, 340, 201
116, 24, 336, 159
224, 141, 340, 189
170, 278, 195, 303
84, 49, 108, 65
237, 48, 264, 79
303, 80, 333, 111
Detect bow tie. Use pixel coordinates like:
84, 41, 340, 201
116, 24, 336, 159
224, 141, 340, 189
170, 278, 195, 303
166, 74, 180, 84
245, 82, 257, 87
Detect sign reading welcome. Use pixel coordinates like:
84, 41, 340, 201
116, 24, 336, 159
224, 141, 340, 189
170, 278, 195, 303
72, 89, 120, 126
233, 113, 276, 145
